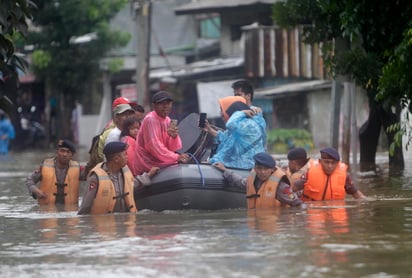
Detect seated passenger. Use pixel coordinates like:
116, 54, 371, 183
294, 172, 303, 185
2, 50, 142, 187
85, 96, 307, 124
120, 116, 140, 176
133, 91, 190, 175
204, 97, 266, 169
120, 116, 160, 178
105, 104, 135, 145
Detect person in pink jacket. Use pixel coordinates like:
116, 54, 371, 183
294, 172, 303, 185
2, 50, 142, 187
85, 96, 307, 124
133, 91, 190, 175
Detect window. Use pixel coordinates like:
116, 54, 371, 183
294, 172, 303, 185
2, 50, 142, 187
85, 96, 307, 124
198, 15, 220, 39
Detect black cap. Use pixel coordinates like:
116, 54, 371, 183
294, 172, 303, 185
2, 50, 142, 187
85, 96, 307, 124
152, 91, 173, 103
103, 141, 128, 156
320, 147, 340, 161
57, 139, 76, 153
253, 152, 276, 168
287, 147, 307, 161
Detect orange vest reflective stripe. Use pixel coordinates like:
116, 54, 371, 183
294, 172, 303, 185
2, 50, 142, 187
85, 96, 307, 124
303, 160, 347, 201
90, 164, 137, 214
39, 158, 80, 206
246, 168, 285, 209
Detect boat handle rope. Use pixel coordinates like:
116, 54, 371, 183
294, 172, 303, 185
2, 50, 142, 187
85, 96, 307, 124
186, 152, 205, 187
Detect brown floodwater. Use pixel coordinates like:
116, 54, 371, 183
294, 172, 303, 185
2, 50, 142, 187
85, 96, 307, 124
0, 149, 411, 277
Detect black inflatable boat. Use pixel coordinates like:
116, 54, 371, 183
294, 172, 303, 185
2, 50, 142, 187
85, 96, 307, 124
134, 113, 249, 211
134, 163, 248, 211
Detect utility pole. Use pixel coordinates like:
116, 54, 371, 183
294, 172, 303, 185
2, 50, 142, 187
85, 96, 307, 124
350, 82, 358, 183
329, 80, 342, 149
134, 0, 152, 110
341, 82, 352, 165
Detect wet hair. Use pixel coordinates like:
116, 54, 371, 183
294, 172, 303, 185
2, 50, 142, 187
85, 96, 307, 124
131, 103, 145, 113
226, 101, 251, 117
231, 80, 254, 101
120, 116, 140, 138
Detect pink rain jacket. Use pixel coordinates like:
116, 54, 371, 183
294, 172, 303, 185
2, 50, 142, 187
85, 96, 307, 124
132, 111, 182, 175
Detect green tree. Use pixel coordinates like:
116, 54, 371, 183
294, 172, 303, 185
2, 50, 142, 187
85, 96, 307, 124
26, 0, 130, 141
0, 0, 35, 112
273, 0, 412, 172
377, 25, 412, 154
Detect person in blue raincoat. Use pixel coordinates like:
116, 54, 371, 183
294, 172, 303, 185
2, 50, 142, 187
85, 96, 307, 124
0, 109, 15, 156
203, 97, 266, 169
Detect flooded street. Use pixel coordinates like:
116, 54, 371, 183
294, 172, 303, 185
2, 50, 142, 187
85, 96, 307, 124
1, 148, 412, 277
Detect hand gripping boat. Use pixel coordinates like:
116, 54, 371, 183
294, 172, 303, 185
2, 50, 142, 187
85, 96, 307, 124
134, 113, 249, 211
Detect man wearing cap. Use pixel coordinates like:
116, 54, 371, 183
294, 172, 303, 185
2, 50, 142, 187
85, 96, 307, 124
105, 103, 135, 145
26, 139, 85, 209
133, 90, 190, 175
85, 97, 136, 175
297, 147, 366, 201
214, 152, 302, 208
286, 147, 312, 196
78, 141, 138, 215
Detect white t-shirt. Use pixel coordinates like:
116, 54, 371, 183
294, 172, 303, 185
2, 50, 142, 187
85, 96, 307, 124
105, 127, 122, 145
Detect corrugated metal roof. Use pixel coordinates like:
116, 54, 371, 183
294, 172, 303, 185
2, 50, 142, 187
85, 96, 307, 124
150, 57, 243, 79
254, 80, 333, 98
175, 0, 279, 15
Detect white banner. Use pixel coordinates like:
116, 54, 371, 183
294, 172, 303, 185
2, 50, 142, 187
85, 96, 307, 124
197, 80, 235, 118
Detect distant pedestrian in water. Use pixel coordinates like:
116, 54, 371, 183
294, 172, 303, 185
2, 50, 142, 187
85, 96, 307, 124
0, 109, 15, 156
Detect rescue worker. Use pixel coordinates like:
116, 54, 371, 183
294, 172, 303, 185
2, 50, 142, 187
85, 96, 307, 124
297, 147, 366, 201
25, 139, 84, 209
286, 147, 312, 197
213, 152, 302, 208
78, 141, 137, 215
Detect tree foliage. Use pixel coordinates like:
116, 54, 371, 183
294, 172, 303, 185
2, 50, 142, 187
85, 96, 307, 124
377, 25, 412, 110
273, 0, 412, 100
273, 0, 412, 158
0, 0, 35, 94
27, 0, 130, 98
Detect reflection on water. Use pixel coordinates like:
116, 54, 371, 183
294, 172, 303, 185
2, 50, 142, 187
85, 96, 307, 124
1, 149, 412, 277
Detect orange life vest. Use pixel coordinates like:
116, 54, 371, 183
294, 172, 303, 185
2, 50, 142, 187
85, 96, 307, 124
89, 164, 137, 214
302, 160, 347, 201
39, 158, 80, 206
246, 168, 285, 209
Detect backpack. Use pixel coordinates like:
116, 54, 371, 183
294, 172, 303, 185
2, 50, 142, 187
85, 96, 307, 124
84, 133, 104, 176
